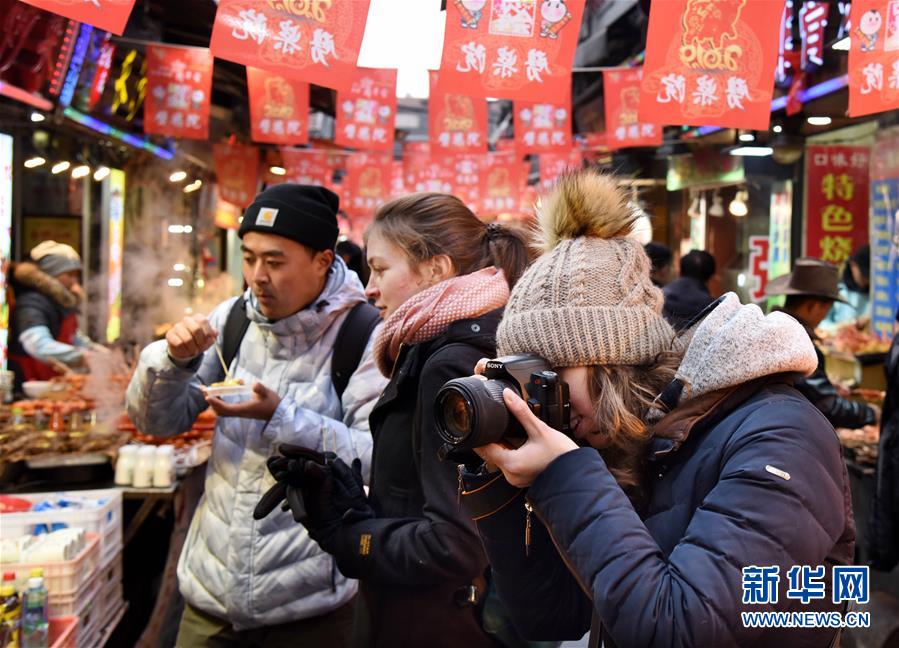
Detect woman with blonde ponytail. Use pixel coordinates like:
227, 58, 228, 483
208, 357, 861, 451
269, 192, 531, 647
462, 169, 854, 648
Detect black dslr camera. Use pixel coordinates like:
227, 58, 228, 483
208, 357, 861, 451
435, 354, 570, 456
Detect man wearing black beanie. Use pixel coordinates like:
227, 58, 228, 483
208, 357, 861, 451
127, 184, 387, 646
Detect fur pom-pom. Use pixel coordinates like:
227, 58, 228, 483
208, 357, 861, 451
536, 170, 635, 252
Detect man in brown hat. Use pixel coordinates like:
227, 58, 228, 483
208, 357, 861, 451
767, 257, 878, 429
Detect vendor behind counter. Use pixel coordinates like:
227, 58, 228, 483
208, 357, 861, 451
8, 241, 96, 394
820, 244, 870, 332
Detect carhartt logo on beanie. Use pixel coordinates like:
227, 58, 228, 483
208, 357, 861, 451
497, 170, 676, 367
239, 183, 339, 250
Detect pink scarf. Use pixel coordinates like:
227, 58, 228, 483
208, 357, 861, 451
373, 267, 510, 377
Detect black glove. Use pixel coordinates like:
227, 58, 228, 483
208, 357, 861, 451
304, 457, 375, 552
254, 445, 335, 522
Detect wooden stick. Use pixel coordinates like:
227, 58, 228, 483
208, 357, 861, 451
214, 345, 234, 383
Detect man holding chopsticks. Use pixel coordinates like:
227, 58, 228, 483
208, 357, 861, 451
126, 184, 387, 647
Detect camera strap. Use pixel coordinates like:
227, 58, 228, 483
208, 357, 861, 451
460, 472, 525, 521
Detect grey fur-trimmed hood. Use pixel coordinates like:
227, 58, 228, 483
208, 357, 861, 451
12, 262, 80, 310
674, 292, 818, 404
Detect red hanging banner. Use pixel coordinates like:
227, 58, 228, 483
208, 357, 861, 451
447, 154, 484, 208
88, 41, 116, 112
279, 148, 333, 185
438, 0, 586, 102
343, 152, 392, 217
514, 100, 571, 154
335, 68, 397, 152
480, 152, 523, 215
639, 0, 784, 130
603, 68, 663, 150
429, 72, 489, 157
538, 149, 582, 190
407, 157, 455, 194
246, 67, 310, 145
213, 143, 260, 209
18, 0, 136, 35
848, 0, 899, 117
402, 142, 433, 187
209, 0, 371, 91
144, 45, 214, 140
390, 160, 407, 199
804, 145, 871, 264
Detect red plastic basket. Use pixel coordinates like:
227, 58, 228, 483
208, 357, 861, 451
49, 615, 77, 648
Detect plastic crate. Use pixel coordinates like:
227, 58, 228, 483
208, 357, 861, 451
98, 551, 122, 590
97, 551, 123, 626
47, 572, 100, 620
1, 534, 99, 596
49, 616, 78, 648
0, 488, 122, 567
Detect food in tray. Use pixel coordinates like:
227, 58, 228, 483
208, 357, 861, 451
210, 378, 244, 388
820, 323, 891, 355
836, 424, 880, 450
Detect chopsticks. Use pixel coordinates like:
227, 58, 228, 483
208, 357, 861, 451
214, 344, 234, 383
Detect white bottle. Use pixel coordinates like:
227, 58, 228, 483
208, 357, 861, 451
153, 445, 175, 488
132, 446, 157, 488
114, 445, 138, 486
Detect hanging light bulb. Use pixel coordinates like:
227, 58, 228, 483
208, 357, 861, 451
71, 165, 91, 179
709, 190, 725, 217
729, 189, 749, 217
688, 191, 701, 218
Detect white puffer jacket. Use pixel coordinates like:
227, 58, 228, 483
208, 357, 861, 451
126, 259, 386, 629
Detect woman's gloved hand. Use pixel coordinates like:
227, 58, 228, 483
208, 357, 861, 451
304, 456, 374, 552
254, 444, 335, 522
254, 444, 374, 553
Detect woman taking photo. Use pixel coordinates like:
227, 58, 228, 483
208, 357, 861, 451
463, 170, 854, 647
266, 192, 530, 647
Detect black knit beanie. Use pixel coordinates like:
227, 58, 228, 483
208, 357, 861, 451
238, 183, 340, 251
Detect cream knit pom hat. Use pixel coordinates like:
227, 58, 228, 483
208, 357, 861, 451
497, 170, 676, 367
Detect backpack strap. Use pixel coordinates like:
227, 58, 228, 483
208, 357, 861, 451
331, 301, 381, 400
221, 297, 251, 372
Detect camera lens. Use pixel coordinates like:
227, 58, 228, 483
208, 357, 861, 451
435, 377, 519, 450
440, 389, 473, 442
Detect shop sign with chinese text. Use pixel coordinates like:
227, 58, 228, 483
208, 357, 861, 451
438, 0, 586, 102
514, 100, 571, 153
748, 236, 770, 301
429, 72, 488, 157
870, 132, 899, 339
848, 0, 899, 117
768, 180, 793, 285
144, 45, 213, 140
210, 0, 371, 91
603, 68, 663, 150
247, 67, 309, 145
213, 143, 259, 209
335, 68, 396, 152
19, 0, 135, 35
804, 145, 870, 264
639, 0, 785, 129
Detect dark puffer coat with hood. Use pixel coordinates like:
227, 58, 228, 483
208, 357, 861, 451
466, 293, 855, 648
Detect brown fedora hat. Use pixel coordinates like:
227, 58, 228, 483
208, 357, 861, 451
765, 257, 848, 303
